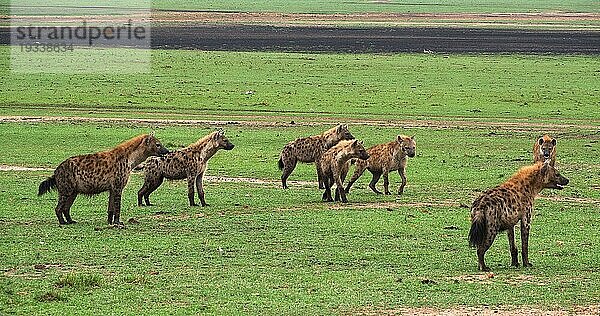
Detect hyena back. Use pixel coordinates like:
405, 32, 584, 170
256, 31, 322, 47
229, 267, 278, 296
533, 134, 556, 166
38, 133, 169, 225
278, 124, 354, 189
468, 161, 569, 271
137, 131, 234, 207
345, 135, 416, 195
318, 139, 369, 203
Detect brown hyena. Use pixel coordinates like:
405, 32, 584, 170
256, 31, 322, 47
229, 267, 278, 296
318, 139, 369, 203
38, 133, 169, 226
278, 124, 354, 189
345, 135, 416, 196
533, 134, 556, 166
468, 160, 569, 271
137, 131, 234, 207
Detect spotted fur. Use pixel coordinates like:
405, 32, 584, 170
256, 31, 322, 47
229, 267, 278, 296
38, 133, 169, 225
278, 124, 354, 189
345, 135, 416, 196
468, 161, 569, 271
317, 139, 369, 203
137, 131, 234, 207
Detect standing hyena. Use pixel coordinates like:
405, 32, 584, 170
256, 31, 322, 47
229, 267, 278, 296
318, 139, 370, 203
468, 160, 569, 271
345, 135, 416, 196
533, 134, 556, 166
137, 131, 234, 207
38, 133, 169, 225
278, 124, 354, 189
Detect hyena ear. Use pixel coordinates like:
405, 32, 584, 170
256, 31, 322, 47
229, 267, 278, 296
411, 135, 416, 140
146, 131, 155, 144
538, 138, 544, 146
396, 135, 403, 143
551, 139, 557, 146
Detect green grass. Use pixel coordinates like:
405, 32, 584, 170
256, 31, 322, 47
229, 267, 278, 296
0, 120, 598, 314
154, 0, 600, 14
1, 47, 599, 123
0, 45, 599, 314
3, 0, 598, 14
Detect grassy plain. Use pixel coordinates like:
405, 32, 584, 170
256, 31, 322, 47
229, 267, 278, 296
1, 47, 599, 123
3, 0, 599, 14
0, 118, 598, 315
0, 43, 599, 314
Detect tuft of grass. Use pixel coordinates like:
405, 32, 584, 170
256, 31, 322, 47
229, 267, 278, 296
55, 273, 102, 290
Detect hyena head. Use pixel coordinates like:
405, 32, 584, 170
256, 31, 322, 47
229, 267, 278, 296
397, 135, 416, 158
144, 132, 170, 156
537, 135, 556, 160
213, 130, 235, 150
349, 140, 370, 161
327, 124, 355, 143
540, 160, 569, 190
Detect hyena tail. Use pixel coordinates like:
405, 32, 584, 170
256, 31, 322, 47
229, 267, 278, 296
278, 157, 284, 170
468, 211, 486, 248
38, 176, 57, 196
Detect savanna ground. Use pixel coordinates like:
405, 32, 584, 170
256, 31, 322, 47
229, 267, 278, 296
1, 1, 600, 315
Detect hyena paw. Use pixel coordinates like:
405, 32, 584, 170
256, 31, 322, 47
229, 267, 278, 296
523, 262, 533, 268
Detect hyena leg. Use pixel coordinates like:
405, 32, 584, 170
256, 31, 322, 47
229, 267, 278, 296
520, 219, 532, 267
62, 193, 78, 224
140, 176, 164, 206
368, 171, 383, 194
397, 166, 407, 196
195, 173, 208, 207
477, 231, 497, 272
316, 163, 325, 190
345, 164, 366, 194
507, 226, 519, 267
108, 190, 124, 226
281, 158, 297, 189
322, 176, 333, 202
55, 195, 68, 225
187, 174, 198, 206
335, 167, 350, 201
383, 171, 391, 195
335, 176, 348, 203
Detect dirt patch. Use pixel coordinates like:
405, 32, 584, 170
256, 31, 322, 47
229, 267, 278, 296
0, 165, 52, 171
150, 11, 600, 28
357, 305, 600, 316
2, 115, 598, 132
327, 200, 459, 210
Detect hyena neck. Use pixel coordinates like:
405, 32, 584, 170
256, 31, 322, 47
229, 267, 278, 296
111, 135, 148, 170
392, 143, 405, 160
506, 164, 546, 199
321, 136, 338, 150
199, 142, 220, 161
127, 144, 152, 170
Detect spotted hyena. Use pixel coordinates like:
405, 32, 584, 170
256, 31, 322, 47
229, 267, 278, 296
533, 134, 556, 166
345, 135, 416, 196
468, 160, 569, 271
137, 131, 234, 207
278, 124, 354, 189
38, 133, 169, 226
318, 139, 369, 203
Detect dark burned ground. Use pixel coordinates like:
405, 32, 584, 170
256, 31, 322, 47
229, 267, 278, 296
1, 25, 599, 53
149, 25, 600, 54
